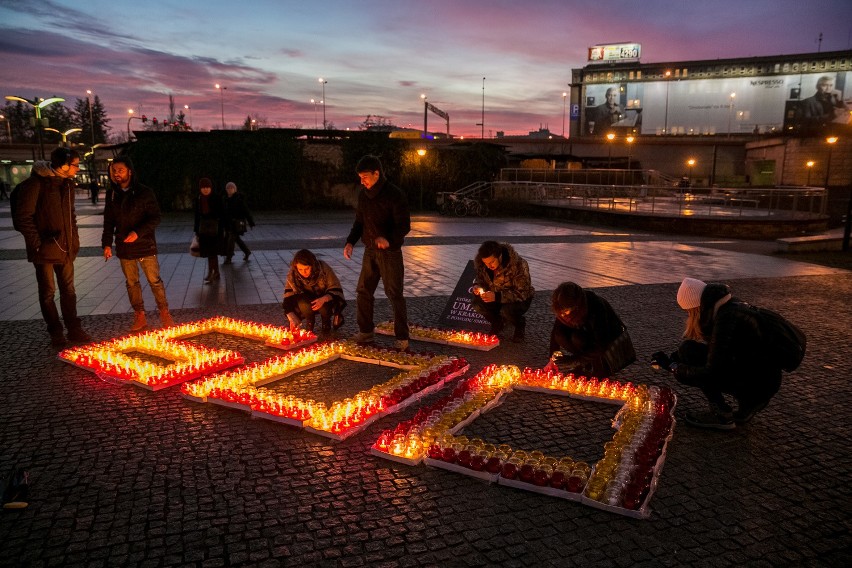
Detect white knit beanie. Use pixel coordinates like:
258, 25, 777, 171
677, 278, 706, 310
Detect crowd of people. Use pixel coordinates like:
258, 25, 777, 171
10, 152, 793, 432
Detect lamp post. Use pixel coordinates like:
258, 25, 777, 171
417, 148, 427, 210
215, 84, 227, 129
480, 77, 485, 138
687, 158, 696, 186
663, 70, 671, 135
44, 127, 81, 146
5, 95, 65, 159
727, 92, 736, 139
421, 93, 427, 134
85, 90, 96, 146
310, 99, 318, 129
184, 104, 192, 129
319, 78, 327, 129
126, 108, 144, 140
806, 160, 815, 185
626, 135, 635, 183
824, 136, 837, 188
0, 114, 10, 142
606, 132, 615, 169
561, 92, 568, 137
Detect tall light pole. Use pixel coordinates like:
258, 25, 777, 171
417, 148, 427, 210
44, 127, 81, 147
687, 158, 696, 185
85, 90, 96, 146
606, 132, 615, 169
0, 114, 10, 142
663, 70, 671, 135
5, 95, 65, 159
421, 93, 427, 134
319, 78, 327, 129
310, 99, 318, 129
626, 135, 635, 172
561, 92, 568, 137
806, 160, 815, 185
727, 92, 736, 138
184, 104, 192, 129
824, 136, 838, 188
481, 77, 485, 138
215, 84, 227, 129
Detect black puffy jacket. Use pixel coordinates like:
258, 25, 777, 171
101, 179, 161, 259
13, 162, 80, 264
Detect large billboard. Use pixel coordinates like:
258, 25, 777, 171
582, 71, 852, 137
588, 43, 641, 64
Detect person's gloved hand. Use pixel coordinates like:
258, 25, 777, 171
650, 351, 673, 371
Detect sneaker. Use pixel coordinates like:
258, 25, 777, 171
352, 331, 375, 344
66, 328, 92, 343
733, 400, 770, 424
50, 333, 67, 348
332, 313, 345, 330
159, 310, 175, 327
684, 409, 736, 430
394, 339, 409, 351
1, 466, 30, 509
130, 311, 147, 332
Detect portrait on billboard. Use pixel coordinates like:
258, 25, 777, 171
584, 84, 643, 136
785, 72, 852, 134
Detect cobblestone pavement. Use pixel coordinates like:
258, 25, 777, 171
0, 200, 850, 566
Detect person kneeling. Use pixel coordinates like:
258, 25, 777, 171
471, 241, 534, 342
543, 282, 635, 379
651, 278, 783, 430
283, 249, 347, 337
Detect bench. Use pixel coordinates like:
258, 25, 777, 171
776, 235, 844, 252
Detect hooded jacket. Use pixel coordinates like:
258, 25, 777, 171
674, 282, 775, 384
473, 242, 535, 304
101, 168, 161, 259
13, 161, 80, 264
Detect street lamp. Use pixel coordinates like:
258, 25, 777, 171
606, 132, 615, 169
626, 135, 635, 180
0, 113, 10, 142
417, 148, 427, 210
184, 104, 192, 129
250, 118, 257, 131
562, 92, 568, 137
318, 78, 327, 129
727, 92, 736, 139
126, 108, 144, 140
687, 158, 696, 185
215, 84, 227, 129
663, 70, 671, 135
5, 95, 65, 159
44, 127, 81, 146
310, 99, 318, 129
824, 136, 838, 188
421, 93, 427, 134
85, 90, 96, 146
806, 160, 815, 185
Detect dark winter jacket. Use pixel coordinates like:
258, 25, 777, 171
345, 177, 410, 251
101, 177, 161, 259
673, 283, 778, 385
224, 192, 255, 230
193, 192, 225, 258
283, 258, 345, 309
473, 242, 535, 304
13, 161, 80, 264
549, 290, 630, 377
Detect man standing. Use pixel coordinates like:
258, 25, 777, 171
12, 147, 91, 348
343, 155, 411, 350
223, 181, 255, 263
471, 241, 535, 342
102, 156, 173, 331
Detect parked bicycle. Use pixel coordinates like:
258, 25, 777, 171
437, 193, 489, 217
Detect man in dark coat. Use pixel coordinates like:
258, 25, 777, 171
12, 147, 91, 347
344, 155, 411, 350
102, 156, 173, 331
222, 181, 255, 263
472, 241, 535, 342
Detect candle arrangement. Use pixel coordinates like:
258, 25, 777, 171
374, 321, 499, 351
181, 340, 470, 441
58, 317, 314, 390
371, 365, 676, 518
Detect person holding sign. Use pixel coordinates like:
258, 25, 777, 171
471, 241, 534, 342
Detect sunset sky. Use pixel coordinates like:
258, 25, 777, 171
2, 0, 851, 138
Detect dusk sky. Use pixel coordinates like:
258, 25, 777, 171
2, 0, 852, 138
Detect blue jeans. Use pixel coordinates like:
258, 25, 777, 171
120, 256, 169, 312
356, 248, 408, 339
34, 262, 81, 336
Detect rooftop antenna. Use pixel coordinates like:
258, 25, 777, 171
817, 32, 823, 53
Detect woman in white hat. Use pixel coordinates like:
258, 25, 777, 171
651, 278, 782, 430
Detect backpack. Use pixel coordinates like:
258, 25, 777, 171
749, 305, 807, 372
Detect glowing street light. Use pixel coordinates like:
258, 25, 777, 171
421, 93, 427, 133
215, 84, 227, 129
727, 92, 736, 138
319, 78, 327, 129
626, 135, 635, 172
417, 148, 427, 210
5, 95, 65, 158
0, 113, 11, 142
184, 104, 192, 129
824, 136, 838, 188
85, 90, 96, 146
562, 92, 568, 137
606, 132, 615, 168
806, 160, 815, 185
663, 70, 672, 135
44, 127, 82, 146
687, 158, 696, 185
310, 99, 318, 129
